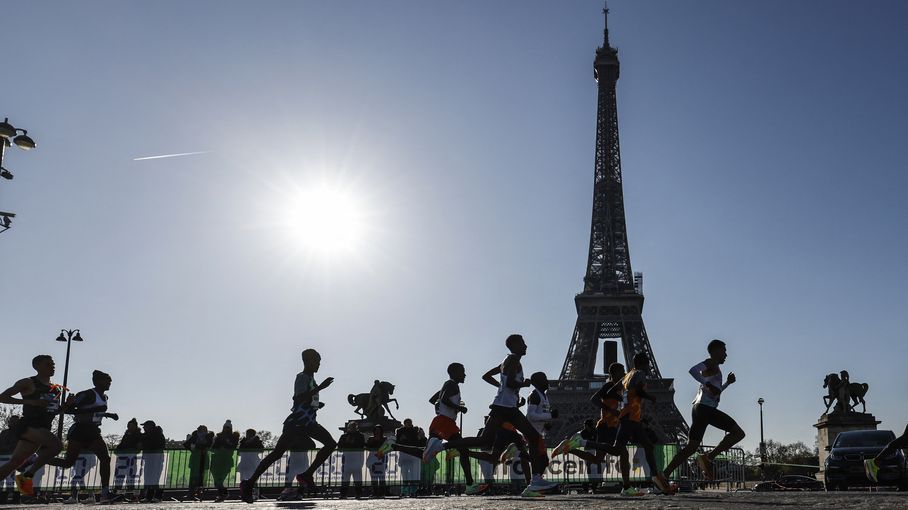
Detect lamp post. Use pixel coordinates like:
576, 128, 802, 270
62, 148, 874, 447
55, 329, 83, 438
757, 397, 766, 479
0, 117, 37, 234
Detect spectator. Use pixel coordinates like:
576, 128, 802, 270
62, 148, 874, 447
114, 418, 142, 500
337, 422, 364, 499
365, 424, 388, 498
140, 420, 166, 503
210, 420, 239, 502
395, 419, 421, 496
0, 416, 20, 503
182, 425, 214, 501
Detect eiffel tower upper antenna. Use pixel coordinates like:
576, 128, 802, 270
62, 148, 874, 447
602, 2, 610, 47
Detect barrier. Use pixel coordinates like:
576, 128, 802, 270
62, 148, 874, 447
0, 444, 746, 495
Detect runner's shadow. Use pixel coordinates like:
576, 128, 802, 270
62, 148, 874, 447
275, 503, 317, 509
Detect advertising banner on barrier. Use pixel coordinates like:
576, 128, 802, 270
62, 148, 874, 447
2, 444, 718, 491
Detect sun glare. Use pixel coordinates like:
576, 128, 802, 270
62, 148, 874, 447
285, 185, 366, 256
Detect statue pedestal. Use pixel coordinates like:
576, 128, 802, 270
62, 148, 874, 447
814, 412, 879, 482
341, 417, 403, 434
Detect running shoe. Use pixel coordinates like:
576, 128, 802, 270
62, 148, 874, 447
499, 443, 519, 463
520, 487, 544, 498
527, 478, 559, 492
295, 471, 315, 490
63, 496, 79, 504
552, 433, 585, 456
464, 483, 489, 495
278, 487, 297, 501
864, 458, 880, 483
422, 437, 445, 463
239, 479, 255, 504
14, 474, 34, 497
620, 486, 646, 497
651, 475, 676, 495
445, 448, 460, 461
696, 455, 714, 481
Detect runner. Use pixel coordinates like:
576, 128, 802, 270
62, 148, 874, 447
524, 372, 557, 487
384, 363, 490, 495
424, 334, 558, 497
552, 362, 642, 496
663, 339, 744, 481
865, 423, 908, 483
0, 355, 64, 498
46, 370, 119, 503
240, 348, 337, 503
613, 352, 674, 494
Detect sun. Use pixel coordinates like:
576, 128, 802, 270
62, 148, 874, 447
285, 184, 366, 256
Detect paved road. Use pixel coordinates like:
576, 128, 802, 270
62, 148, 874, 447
5, 492, 908, 509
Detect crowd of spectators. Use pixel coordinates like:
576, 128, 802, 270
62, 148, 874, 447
1, 413, 436, 502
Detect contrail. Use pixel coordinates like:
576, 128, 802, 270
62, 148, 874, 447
133, 151, 209, 161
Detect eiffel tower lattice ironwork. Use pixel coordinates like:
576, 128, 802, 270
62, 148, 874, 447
546, 8, 689, 445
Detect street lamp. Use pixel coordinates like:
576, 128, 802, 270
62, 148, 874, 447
0, 117, 37, 235
55, 329, 83, 438
757, 397, 766, 479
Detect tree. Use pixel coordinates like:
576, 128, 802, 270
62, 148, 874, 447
257, 430, 276, 448
745, 439, 819, 479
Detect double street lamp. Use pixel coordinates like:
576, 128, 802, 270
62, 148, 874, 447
55, 329, 83, 438
0, 117, 37, 234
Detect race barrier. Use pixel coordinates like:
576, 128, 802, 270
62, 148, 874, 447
0, 444, 745, 495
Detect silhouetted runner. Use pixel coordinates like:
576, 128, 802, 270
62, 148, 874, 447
0, 355, 64, 498
240, 348, 337, 503
46, 370, 119, 503
663, 339, 744, 482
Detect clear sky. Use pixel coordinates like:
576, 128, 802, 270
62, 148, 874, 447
2, 0, 906, 453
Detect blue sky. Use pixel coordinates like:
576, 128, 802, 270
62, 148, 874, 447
2, 1, 906, 452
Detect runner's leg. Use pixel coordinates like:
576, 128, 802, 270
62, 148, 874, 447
704, 408, 745, 461
300, 423, 337, 478
664, 405, 707, 476
874, 423, 908, 465
248, 434, 292, 485
19, 428, 62, 477
88, 439, 112, 495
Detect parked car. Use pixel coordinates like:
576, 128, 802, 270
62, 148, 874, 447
824, 429, 907, 491
752, 475, 824, 492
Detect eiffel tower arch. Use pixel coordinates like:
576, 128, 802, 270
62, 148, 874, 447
546, 8, 689, 445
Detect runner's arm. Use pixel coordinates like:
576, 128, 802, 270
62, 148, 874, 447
439, 381, 467, 413
501, 357, 531, 390
689, 360, 721, 395
0, 378, 44, 407
482, 366, 501, 387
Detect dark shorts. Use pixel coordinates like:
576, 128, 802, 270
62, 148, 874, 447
67, 423, 104, 444
614, 418, 647, 448
282, 420, 314, 438
283, 408, 317, 429
488, 405, 524, 424
13, 417, 53, 440
596, 423, 618, 446
689, 404, 740, 443
493, 428, 526, 453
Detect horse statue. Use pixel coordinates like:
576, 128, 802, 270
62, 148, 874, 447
348, 380, 399, 421
823, 371, 870, 414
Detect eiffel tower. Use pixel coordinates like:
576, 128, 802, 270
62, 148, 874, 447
546, 8, 689, 445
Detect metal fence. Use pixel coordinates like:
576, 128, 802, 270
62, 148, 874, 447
0, 444, 745, 495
